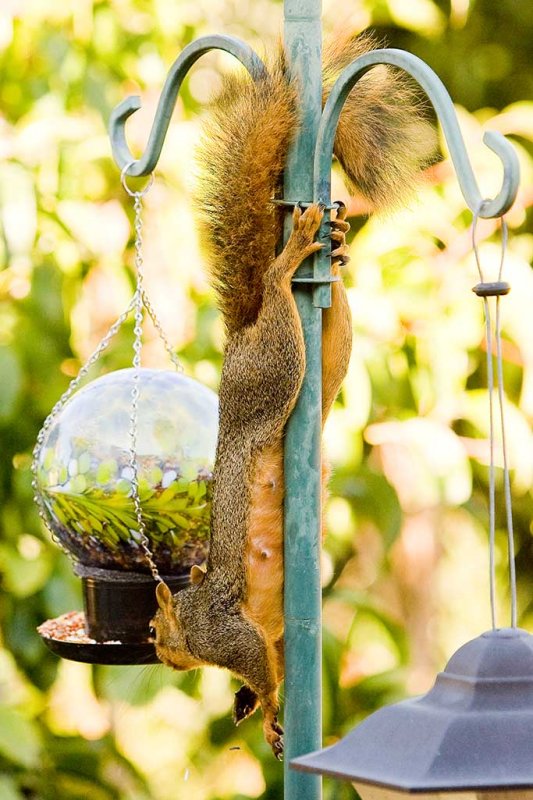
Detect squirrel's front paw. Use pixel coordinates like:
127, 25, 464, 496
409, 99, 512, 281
290, 203, 324, 259
292, 202, 323, 233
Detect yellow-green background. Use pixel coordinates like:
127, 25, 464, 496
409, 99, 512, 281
0, 1, 532, 798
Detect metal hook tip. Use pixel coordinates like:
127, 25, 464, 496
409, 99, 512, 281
115, 95, 142, 118
477, 130, 520, 218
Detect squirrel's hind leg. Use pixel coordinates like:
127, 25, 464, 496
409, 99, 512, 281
266, 204, 325, 286
322, 206, 352, 423
259, 685, 284, 759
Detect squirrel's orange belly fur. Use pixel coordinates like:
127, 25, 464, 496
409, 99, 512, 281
244, 444, 285, 642
243, 444, 331, 648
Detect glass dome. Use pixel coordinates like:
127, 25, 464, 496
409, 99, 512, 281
35, 368, 218, 574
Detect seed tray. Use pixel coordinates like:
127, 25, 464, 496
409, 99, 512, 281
38, 611, 159, 665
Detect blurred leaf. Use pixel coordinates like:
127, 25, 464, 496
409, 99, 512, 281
0, 543, 52, 597
44, 735, 150, 798
94, 663, 180, 706
0, 707, 41, 768
331, 587, 409, 664
366, 418, 472, 511
0, 776, 23, 800
0, 348, 22, 421
322, 627, 343, 733
333, 467, 402, 547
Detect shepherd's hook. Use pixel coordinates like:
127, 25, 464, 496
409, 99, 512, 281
109, 35, 266, 177
314, 48, 519, 219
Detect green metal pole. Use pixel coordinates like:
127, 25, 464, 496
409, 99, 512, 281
283, 2, 323, 799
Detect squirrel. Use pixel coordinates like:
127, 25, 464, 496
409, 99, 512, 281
150, 32, 436, 758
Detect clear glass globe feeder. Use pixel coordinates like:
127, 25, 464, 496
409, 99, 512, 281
35, 368, 218, 574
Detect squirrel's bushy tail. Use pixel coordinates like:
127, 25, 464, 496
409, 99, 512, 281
194, 34, 436, 333
194, 56, 296, 334
323, 33, 436, 212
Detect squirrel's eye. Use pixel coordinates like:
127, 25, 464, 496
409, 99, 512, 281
149, 625, 156, 640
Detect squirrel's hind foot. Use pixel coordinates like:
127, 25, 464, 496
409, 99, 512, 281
261, 692, 284, 758
264, 716, 284, 760
330, 204, 351, 266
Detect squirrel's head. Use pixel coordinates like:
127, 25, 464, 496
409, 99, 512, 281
151, 578, 206, 671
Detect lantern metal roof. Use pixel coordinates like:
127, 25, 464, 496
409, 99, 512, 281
292, 627, 533, 795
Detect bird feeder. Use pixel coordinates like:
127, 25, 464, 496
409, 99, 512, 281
33, 138, 221, 664
35, 367, 218, 663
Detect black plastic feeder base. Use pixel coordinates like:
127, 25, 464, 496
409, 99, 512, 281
40, 631, 160, 665
39, 565, 190, 666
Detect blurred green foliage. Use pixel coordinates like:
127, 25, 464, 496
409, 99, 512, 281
0, 1, 532, 798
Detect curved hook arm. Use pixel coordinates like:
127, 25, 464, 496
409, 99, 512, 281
314, 49, 519, 219
109, 34, 267, 177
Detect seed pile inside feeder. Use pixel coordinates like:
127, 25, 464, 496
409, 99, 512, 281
38, 611, 119, 644
35, 369, 218, 573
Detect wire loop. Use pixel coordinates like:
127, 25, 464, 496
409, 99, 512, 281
121, 161, 155, 197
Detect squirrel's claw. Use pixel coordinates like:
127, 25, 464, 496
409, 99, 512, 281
331, 243, 350, 265
330, 205, 351, 266
330, 218, 350, 233
331, 201, 350, 234
272, 719, 283, 736
271, 731, 284, 760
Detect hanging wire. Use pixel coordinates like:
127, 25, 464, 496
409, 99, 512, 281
493, 222, 517, 628
121, 163, 163, 583
471, 208, 516, 628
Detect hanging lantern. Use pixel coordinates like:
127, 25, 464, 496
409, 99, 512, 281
292, 627, 533, 799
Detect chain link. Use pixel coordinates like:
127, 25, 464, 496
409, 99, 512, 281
32, 170, 181, 582
141, 287, 184, 373
127, 191, 162, 583
31, 295, 138, 556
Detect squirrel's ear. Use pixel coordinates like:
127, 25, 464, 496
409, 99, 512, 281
190, 564, 207, 585
156, 581, 173, 610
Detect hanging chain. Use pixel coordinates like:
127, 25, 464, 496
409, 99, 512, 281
31, 295, 138, 555
471, 209, 516, 628
141, 287, 184, 374
32, 164, 183, 583
124, 177, 162, 584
